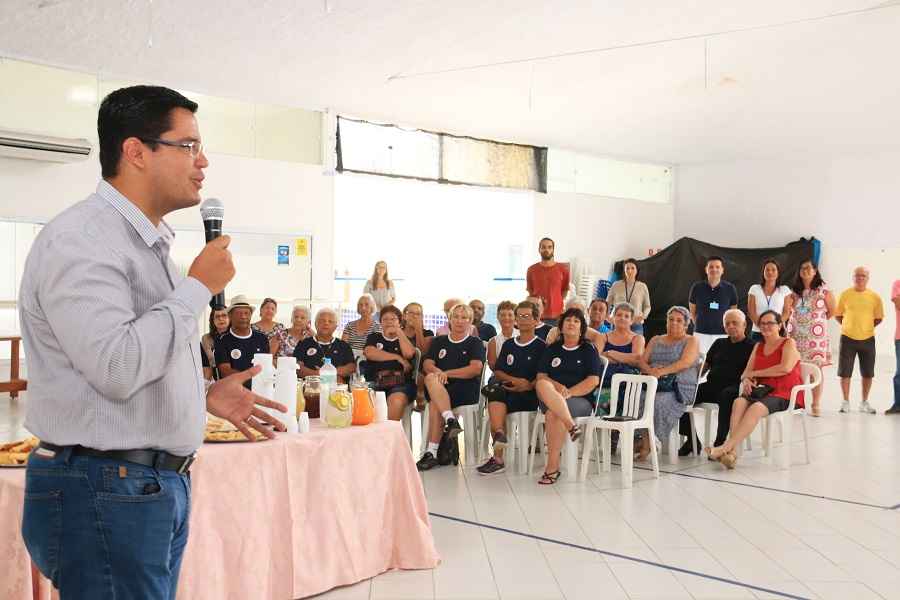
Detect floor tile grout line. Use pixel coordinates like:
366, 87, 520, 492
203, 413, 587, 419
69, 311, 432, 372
429, 512, 812, 600
600, 459, 896, 510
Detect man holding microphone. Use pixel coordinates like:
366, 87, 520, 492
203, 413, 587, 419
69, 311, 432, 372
18, 85, 285, 599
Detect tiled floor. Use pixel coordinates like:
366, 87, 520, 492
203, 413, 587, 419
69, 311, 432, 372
3, 362, 899, 599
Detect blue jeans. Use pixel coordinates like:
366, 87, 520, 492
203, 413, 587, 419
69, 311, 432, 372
22, 447, 191, 599
894, 340, 900, 408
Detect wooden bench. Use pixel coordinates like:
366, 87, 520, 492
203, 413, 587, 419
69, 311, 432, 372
0, 336, 27, 399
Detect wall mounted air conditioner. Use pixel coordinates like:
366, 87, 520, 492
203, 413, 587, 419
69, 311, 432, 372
0, 129, 92, 163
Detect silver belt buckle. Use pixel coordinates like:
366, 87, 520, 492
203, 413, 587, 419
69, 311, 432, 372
177, 453, 196, 474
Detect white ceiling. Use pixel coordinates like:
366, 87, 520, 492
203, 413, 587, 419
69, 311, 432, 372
2, 0, 899, 164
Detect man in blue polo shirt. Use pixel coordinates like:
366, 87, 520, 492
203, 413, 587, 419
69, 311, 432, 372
689, 256, 739, 354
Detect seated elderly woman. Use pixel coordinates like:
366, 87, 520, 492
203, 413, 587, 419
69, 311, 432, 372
636, 306, 700, 461
534, 307, 602, 484
708, 310, 803, 469
273, 305, 314, 360
477, 300, 546, 476
545, 298, 604, 348
416, 303, 486, 471
293, 307, 357, 383
341, 293, 381, 356
436, 297, 479, 337
364, 305, 417, 420
677, 308, 755, 455
486, 301, 517, 371
596, 302, 645, 411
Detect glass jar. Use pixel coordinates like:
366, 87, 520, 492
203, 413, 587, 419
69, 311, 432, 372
303, 376, 321, 419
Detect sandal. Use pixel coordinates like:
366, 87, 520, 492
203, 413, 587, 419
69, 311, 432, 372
568, 425, 581, 442
538, 471, 561, 485
810, 405, 821, 418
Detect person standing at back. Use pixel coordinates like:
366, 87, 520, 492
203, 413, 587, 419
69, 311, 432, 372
889, 278, 900, 415
526, 237, 569, 326
835, 266, 884, 414
689, 256, 739, 354
18, 85, 285, 599
363, 260, 396, 310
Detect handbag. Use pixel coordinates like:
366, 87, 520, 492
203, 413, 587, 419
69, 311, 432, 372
656, 373, 677, 392
749, 384, 775, 400
481, 381, 508, 403
375, 370, 405, 389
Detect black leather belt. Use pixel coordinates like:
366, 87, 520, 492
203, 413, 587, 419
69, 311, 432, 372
39, 442, 195, 475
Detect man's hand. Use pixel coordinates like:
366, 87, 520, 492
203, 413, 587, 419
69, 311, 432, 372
503, 378, 531, 392
434, 370, 449, 385
188, 236, 235, 295
206, 365, 288, 440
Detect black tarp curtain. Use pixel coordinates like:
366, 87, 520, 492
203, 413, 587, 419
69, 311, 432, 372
611, 237, 818, 340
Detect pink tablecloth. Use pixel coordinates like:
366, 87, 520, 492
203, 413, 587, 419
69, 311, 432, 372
0, 420, 439, 600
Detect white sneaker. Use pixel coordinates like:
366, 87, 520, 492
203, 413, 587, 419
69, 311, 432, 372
859, 401, 876, 414
839, 400, 850, 413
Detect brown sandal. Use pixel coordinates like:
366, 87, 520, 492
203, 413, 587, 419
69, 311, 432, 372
538, 471, 561, 485
568, 425, 581, 442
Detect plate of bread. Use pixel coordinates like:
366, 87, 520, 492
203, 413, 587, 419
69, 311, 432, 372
204, 415, 267, 443
0, 436, 39, 467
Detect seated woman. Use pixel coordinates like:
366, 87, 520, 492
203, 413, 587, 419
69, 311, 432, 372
677, 308, 755, 454
294, 307, 356, 383
534, 307, 602, 484
588, 298, 612, 333
436, 297, 479, 337
416, 303, 486, 471
636, 306, 700, 461
273, 305, 314, 361
708, 310, 803, 469
477, 300, 545, 475
596, 302, 645, 412
341, 294, 381, 357
486, 301, 517, 371
401, 302, 435, 411
544, 299, 602, 346
364, 305, 416, 420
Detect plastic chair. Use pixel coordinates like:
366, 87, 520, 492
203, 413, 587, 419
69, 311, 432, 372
400, 348, 422, 448
582, 374, 659, 488
452, 362, 488, 465
759, 362, 821, 469
665, 354, 705, 463
528, 356, 609, 477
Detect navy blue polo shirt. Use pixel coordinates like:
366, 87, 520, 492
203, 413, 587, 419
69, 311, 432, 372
534, 322, 553, 341
495, 335, 545, 406
293, 336, 355, 370
214, 329, 271, 389
476, 322, 498, 342
689, 280, 739, 335
537, 341, 601, 392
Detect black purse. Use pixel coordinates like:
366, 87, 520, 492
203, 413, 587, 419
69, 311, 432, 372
481, 381, 508, 403
749, 384, 775, 399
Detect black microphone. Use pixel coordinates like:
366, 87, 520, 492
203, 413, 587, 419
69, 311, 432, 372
199, 198, 226, 309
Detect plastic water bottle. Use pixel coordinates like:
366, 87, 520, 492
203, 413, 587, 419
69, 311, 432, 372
274, 357, 299, 433
251, 353, 275, 402
320, 358, 337, 389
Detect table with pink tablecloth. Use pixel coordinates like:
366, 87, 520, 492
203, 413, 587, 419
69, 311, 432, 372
0, 420, 440, 600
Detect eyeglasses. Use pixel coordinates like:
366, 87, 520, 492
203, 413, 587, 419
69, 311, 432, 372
759, 320, 779, 327
140, 138, 204, 159
515, 313, 534, 320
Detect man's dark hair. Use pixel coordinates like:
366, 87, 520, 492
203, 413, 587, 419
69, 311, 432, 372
706, 255, 725, 267
98, 85, 198, 178
539, 237, 555, 248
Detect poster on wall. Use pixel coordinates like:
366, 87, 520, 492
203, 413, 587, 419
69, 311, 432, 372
276, 244, 290, 266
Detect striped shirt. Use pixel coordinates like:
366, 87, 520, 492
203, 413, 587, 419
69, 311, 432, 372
341, 319, 381, 353
18, 180, 211, 455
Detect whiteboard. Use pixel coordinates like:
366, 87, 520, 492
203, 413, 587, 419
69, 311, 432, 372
1, 218, 313, 316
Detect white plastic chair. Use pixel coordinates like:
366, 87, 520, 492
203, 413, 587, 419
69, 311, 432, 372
400, 348, 422, 448
528, 356, 609, 477
759, 362, 821, 469
582, 374, 659, 488
665, 354, 705, 463
452, 361, 489, 465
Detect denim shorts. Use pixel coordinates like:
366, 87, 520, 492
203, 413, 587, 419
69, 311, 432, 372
22, 446, 191, 599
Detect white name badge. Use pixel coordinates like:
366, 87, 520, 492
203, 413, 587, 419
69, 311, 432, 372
438, 348, 447, 359
551, 357, 561, 368
306, 348, 317, 356
506, 354, 514, 366
230, 349, 242, 360
709, 302, 720, 310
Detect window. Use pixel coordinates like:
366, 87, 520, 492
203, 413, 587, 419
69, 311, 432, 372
336, 117, 547, 193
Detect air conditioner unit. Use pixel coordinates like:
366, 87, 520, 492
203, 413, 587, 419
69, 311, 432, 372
0, 129, 92, 163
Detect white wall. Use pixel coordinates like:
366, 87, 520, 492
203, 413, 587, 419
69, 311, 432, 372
533, 190, 674, 279
0, 153, 335, 303
676, 152, 900, 356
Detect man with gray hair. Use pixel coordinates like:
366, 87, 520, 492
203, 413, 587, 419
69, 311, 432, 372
835, 266, 884, 414
293, 306, 356, 382
678, 308, 755, 455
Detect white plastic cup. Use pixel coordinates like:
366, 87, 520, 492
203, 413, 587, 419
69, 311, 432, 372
374, 391, 388, 422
